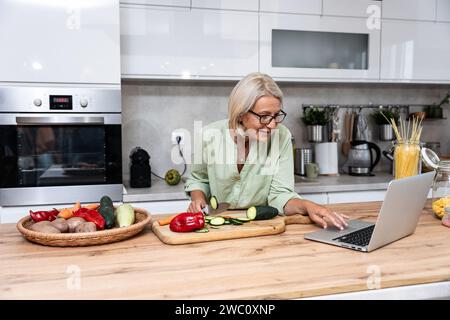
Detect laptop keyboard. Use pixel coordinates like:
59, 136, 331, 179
333, 225, 375, 247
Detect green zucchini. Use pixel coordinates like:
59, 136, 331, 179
223, 220, 231, 225
236, 217, 251, 222
210, 196, 218, 210
194, 227, 209, 233
209, 216, 225, 226
246, 205, 279, 221
98, 195, 115, 229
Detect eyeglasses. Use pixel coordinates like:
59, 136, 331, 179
248, 109, 287, 124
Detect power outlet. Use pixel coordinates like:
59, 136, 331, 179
171, 131, 185, 145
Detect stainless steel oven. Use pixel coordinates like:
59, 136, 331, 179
0, 86, 122, 206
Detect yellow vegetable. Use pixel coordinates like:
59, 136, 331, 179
432, 197, 450, 219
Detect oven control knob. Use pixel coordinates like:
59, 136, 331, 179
80, 99, 88, 108
33, 98, 42, 107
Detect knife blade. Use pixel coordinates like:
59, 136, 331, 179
202, 202, 230, 215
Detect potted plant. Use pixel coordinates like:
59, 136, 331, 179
301, 107, 329, 142
371, 108, 400, 141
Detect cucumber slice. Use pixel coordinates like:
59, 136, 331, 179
246, 206, 257, 220
224, 220, 231, 225
236, 217, 251, 222
209, 216, 225, 226
209, 226, 221, 229
210, 196, 218, 210
194, 228, 209, 233
204, 216, 214, 221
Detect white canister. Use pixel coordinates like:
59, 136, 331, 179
314, 142, 338, 175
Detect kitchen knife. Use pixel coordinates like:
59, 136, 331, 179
202, 202, 230, 215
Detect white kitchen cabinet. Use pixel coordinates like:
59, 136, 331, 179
260, 13, 381, 81
382, 0, 437, 21
327, 190, 386, 204
192, 0, 258, 11
127, 200, 190, 216
120, 5, 258, 79
0, 0, 120, 85
120, 0, 190, 7
300, 193, 328, 205
380, 20, 450, 82
437, 0, 450, 22
322, 0, 381, 18
260, 0, 322, 15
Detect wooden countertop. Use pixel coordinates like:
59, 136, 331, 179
1, 201, 449, 299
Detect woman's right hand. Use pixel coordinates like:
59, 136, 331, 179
187, 199, 207, 213
187, 190, 207, 213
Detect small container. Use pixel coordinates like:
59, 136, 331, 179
307, 125, 323, 142
393, 142, 421, 179
422, 148, 450, 219
379, 124, 395, 141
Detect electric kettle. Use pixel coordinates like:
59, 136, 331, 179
345, 140, 381, 176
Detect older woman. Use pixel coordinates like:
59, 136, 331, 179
184, 72, 348, 230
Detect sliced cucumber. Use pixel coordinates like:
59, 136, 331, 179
246, 205, 278, 221
224, 220, 231, 225
195, 227, 209, 233
236, 217, 251, 222
204, 216, 214, 221
210, 196, 218, 210
209, 216, 225, 226
228, 218, 243, 225
209, 226, 221, 229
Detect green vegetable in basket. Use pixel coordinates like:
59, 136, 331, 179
116, 204, 135, 228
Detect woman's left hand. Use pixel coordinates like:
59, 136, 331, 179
305, 201, 349, 230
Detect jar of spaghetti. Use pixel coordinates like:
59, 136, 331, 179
393, 142, 421, 179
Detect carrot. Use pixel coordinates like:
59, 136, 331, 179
58, 208, 74, 219
158, 215, 177, 226
74, 201, 81, 211
84, 203, 100, 210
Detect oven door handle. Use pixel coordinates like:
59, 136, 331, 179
15, 116, 105, 125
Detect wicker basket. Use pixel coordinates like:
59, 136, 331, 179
16, 207, 152, 247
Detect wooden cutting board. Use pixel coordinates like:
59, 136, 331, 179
151, 211, 313, 245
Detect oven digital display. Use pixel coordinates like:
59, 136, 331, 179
49, 95, 72, 110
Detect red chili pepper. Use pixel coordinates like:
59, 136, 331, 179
29, 209, 59, 222
169, 212, 204, 233
73, 208, 105, 230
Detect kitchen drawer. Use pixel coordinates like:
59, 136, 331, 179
327, 190, 386, 204
127, 200, 190, 216
300, 193, 328, 205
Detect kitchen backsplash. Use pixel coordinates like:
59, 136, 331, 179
122, 80, 450, 182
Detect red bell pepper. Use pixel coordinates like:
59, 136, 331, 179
169, 212, 204, 233
73, 208, 105, 230
29, 209, 59, 222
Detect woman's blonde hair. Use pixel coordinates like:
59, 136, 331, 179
228, 72, 283, 130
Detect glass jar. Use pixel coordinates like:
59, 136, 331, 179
394, 142, 421, 179
431, 161, 450, 219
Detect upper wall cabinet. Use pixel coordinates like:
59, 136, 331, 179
437, 0, 450, 22
192, 0, 259, 11
380, 20, 450, 82
120, 5, 258, 79
260, 0, 322, 15
120, 0, 190, 7
322, 0, 381, 18
382, 0, 437, 21
0, 0, 121, 85
260, 13, 381, 81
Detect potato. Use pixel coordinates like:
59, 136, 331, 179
67, 217, 86, 233
30, 221, 61, 234
51, 218, 69, 233
75, 222, 97, 233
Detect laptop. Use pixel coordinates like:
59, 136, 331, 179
304, 172, 435, 252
